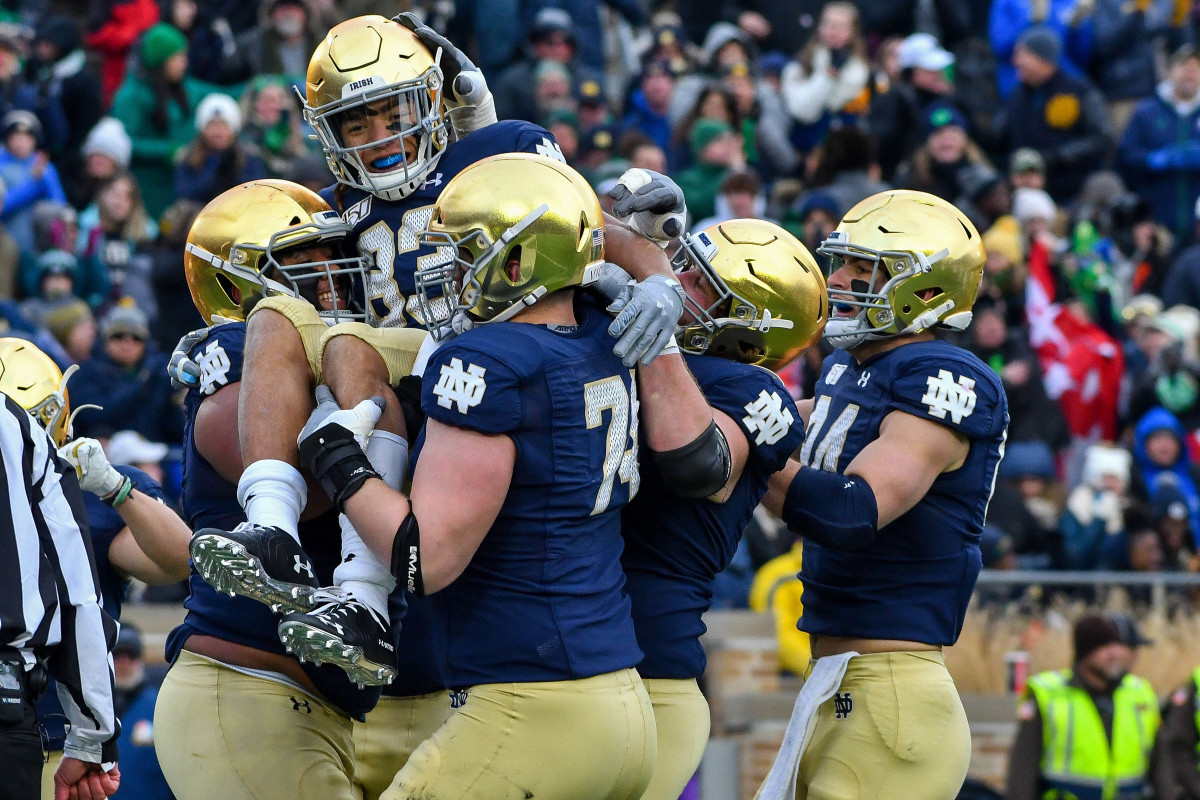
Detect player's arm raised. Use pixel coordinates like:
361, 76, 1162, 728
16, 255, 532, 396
637, 351, 750, 503
772, 411, 967, 549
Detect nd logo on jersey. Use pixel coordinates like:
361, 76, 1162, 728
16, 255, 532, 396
433, 358, 487, 413
742, 389, 794, 445
920, 369, 976, 423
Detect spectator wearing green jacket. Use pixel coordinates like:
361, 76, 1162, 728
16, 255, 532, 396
110, 23, 225, 217
674, 119, 745, 223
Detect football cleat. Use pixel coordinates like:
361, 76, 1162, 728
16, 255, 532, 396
190, 524, 320, 614
277, 592, 397, 687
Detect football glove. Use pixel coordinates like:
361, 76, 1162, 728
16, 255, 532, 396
299, 386, 385, 450
59, 437, 130, 503
607, 274, 686, 367
394, 12, 497, 136
609, 169, 687, 248
167, 326, 210, 390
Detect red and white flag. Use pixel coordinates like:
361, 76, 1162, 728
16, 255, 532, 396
1025, 238, 1123, 440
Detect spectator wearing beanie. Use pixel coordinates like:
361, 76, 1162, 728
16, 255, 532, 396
238, 76, 309, 178
0, 110, 66, 255
111, 22, 224, 217
494, 9, 600, 124
1131, 407, 1200, 539
70, 304, 183, 446
675, 119, 744, 222
894, 102, 993, 203
19, 249, 81, 329
174, 93, 266, 204
1118, 45, 1200, 243
1059, 444, 1133, 569
990, 440, 1066, 569
989, 0, 1096, 99
1000, 25, 1110, 202
67, 117, 133, 211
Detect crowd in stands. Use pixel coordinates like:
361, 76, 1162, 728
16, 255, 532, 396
7, 0, 1200, 606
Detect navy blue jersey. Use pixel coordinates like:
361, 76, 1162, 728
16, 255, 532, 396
38, 465, 163, 750
420, 299, 642, 687
796, 340, 1009, 645
170, 322, 385, 717
622, 356, 803, 679
82, 465, 163, 618
320, 120, 562, 327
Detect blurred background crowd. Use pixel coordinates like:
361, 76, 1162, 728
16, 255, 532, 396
8, 0, 1200, 606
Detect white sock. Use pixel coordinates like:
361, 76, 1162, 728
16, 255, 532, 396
331, 430, 408, 617
236, 459, 307, 541
334, 519, 394, 617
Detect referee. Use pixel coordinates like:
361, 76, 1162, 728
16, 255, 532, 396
0, 392, 121, 800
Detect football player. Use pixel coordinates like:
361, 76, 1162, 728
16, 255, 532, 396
758, 191, 1008, 800
153, 181, 392, 800
186, 12, 680, 686
614, 218, 827, 800
0, 338, 192, 797
287, 153, 656, 800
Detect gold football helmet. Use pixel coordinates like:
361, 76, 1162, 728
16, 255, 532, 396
818, 190, 985, 349
0, 338, 76, 446
674, 220, 827, 371
184, 179, 371, 324
304, 15, 447, 201
413, 153, 604, 340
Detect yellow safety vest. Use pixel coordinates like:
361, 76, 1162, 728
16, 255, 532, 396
1026, 669, 1160, 800
1191, 666, 1200, 754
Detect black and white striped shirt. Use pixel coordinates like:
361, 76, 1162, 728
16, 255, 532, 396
0, 394, 118, 765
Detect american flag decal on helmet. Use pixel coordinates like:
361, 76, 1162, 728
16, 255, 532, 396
591, 227, 605, 260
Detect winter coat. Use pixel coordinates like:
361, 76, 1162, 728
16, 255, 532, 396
1092, 0, 1176, 102
84, 0, 160, 107
1118, 83, 1200, 241
110, 70, 227, 217
1131, 407, 1200, 539
0, 150, 67, 255
173, 145, 268, 205
69, 344, 184, 445
1002, 69, 1110, 202
621, 89, 673, 156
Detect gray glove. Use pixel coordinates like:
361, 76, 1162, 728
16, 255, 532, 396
608, 169, 687, 247
394, 12, 497, 136
299, 385, 385, 450
608, 274, 686, 367
167, 326, 210, 390
591, 262, 634, 304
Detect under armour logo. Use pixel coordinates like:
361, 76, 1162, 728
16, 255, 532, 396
857, 372, 871, 388
833, 692, 853, 719
422, 172, 443, 189
433, 358, 488, 413
290, 697, 311, 713
920, 369, 977, 424
294, 556, 314, 578
449, 689, 469, 709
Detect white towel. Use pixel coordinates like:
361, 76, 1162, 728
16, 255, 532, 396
757, 650, 858, 800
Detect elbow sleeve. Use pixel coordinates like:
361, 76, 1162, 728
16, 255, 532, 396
652, 420, 732, 499
781, 465, 878, 551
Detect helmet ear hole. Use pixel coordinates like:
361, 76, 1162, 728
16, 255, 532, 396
215, 273, 240, 305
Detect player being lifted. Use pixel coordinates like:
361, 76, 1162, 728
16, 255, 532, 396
184, 13, 674, 687
153, 180, 389, 800
287, 153, 656, 800
757, 191, 1008, 800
